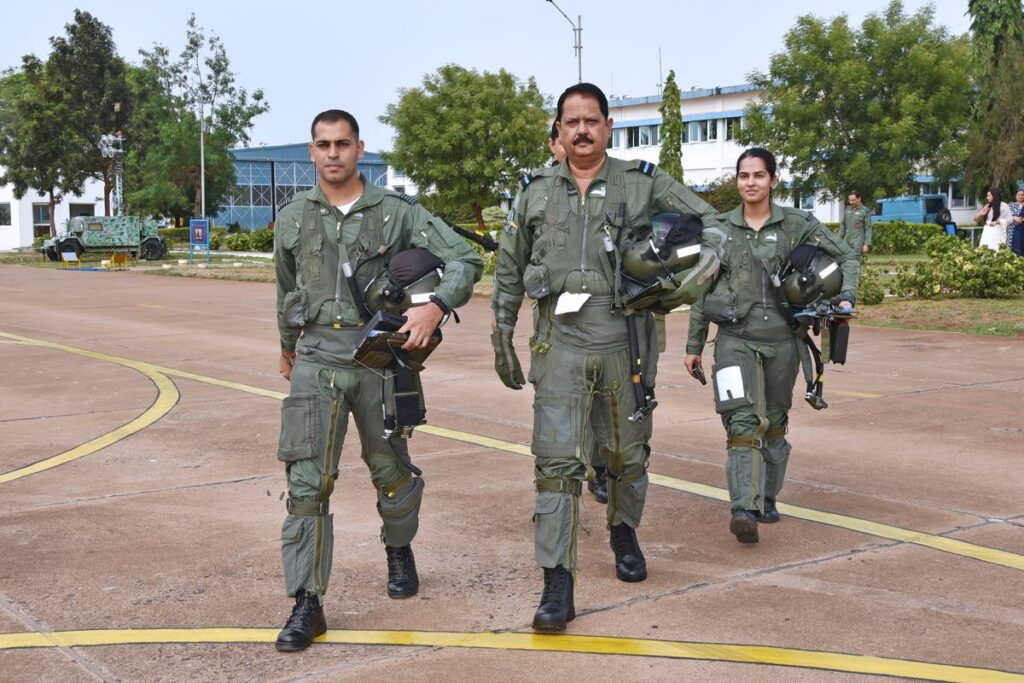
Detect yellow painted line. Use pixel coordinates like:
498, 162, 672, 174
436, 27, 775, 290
834, 390, 882, 398
3, 332, 1021, 572
0, 333, 179, 484
0, 628, 1019, 682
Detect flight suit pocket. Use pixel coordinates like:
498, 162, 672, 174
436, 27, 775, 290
532, 492, 561, 522
704, 287, 739, 324
301, 233, 324, 283
523, 263, 551, 299
712, 359, 755, 414
532, 393, 580, 456
281, 289, 309, 328
277, 393, 326, 462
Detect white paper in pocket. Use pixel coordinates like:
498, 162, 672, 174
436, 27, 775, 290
555, 292, 591, 315
715, 365, 745, 402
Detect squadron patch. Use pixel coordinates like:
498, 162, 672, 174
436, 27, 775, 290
504, 208, 519, 235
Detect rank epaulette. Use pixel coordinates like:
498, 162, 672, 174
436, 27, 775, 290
520, 172, 535, 190
398, 193, 418, 205
635, 160, 657, 176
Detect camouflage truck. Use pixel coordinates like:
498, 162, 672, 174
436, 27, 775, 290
41, 216, 167, 262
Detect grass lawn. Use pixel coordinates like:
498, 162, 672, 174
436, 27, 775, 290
4, 254, 1021, 336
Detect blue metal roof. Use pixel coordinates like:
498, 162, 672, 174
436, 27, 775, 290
231, 143, 386, 165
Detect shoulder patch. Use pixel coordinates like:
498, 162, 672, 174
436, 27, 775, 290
520, 172, 535, 190
634, 160, 657, 176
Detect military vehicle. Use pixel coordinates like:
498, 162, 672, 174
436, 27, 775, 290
41, 132, 167, 262
42, 216, 165, 261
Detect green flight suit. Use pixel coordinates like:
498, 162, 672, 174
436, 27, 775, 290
839, 205, 872, 257
275, 179, 482, 597
492, 157, 722, 571
687, 203, 858, 514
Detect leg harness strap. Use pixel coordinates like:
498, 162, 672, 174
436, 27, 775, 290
535, 478, 583, 496
287, 498, 330, 516
728, 435, 764, 449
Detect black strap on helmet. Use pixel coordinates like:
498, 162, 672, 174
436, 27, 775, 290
658, 214, 703, 259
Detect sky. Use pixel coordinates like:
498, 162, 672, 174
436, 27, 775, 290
3, 1, 973, 154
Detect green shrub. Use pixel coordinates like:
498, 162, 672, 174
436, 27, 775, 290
892, 237, 1024, 298
32, 235, 45, 250
871, 221, 944, 254
224, 232, 252, 251
822, 222, 840, 233
857, 265, 886, 305
209, 231, 224, 250
248, 228, 275, 252
481, 205, 507, 224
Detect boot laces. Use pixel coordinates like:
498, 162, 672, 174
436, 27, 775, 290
387, 546, 411, 580
286, 592, 319, 627
541, 568, 568, 602
610, 524, 641, 558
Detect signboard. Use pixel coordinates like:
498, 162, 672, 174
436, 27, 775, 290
190, 219, 210, 247
189, 219, 211, 264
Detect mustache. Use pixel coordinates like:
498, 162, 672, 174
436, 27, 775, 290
572, 134, 594, 145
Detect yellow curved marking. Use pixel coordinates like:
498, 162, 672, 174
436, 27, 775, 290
424, 426, 1024, 572
0, 628, 1020, 682
2, 331, 1020, 572
0, 333, 179, 484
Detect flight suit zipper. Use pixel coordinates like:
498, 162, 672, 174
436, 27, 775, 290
334, 219, 344, 328
579, 192, 589, 292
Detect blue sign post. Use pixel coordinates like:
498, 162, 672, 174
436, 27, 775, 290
189, 219, 211, 264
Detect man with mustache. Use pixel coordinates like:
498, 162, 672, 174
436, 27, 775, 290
273, 109, 482, 651
491, 83, 723, 630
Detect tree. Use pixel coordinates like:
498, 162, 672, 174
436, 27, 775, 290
692, 174, 740, 213
0, 58, 91, 236
381, 64, 549, 230
128, 15, 268, 221
739, 1, 972, 202
964, 0, 1024, 192
657, 70, 684, 183
46, 10, 130, 215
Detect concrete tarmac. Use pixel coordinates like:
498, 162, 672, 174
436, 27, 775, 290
0, 265, 1022, 682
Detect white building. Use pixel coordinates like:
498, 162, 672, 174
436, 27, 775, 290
0, 176, 105, 251
605, 84, 978, 224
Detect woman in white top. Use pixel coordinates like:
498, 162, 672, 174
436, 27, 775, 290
974, 188, 1011, 250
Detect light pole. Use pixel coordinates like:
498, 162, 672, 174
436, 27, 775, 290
545, 0, 582, 83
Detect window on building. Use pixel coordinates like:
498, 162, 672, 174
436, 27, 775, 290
393, 185, 406, 195
801, 192, 816, 210
707, 119, 718, 141
725, 117, 743, 140
950, 181, 976, 209
32, 203, 50, 237
69, 203, 95, 218
686, 120, 717, 143
0, 203, 11, 226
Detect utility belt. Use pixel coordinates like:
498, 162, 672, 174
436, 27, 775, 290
550, 294, 630, 352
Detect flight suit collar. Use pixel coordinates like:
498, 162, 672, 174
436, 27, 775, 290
557, 155, 610, 192
726, 202, 787, 230
308, 174, 385, 213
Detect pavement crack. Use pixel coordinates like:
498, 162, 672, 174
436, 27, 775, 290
0, 591, 118, 682
270, 646, 440, 682
0, 475, 276, 514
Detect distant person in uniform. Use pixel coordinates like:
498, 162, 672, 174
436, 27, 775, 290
838, 191, 872, 260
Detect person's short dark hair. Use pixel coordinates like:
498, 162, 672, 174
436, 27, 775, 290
549, 121, 559, 141
736, 147, 778, 178
850, 190, 862, 199
310, 110, 360, 140
555, 82, 609, 122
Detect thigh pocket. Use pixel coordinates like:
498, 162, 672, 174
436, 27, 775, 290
532, 393, 579, 453
712, 359, 755, 414
277, 393, 326, 462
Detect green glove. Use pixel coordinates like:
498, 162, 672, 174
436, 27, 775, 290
491, 330, 525, 390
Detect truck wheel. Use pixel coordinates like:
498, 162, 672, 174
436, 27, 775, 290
57, 239, 83, 259
140, 237, 166, 260
937, 208, 952, 226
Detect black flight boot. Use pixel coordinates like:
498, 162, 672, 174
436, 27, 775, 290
385, 545, 419, 599
532, 566, 575, 631
609, 523, 648, 582
730, 509, 760, 544
275, 590, 326, 652
759, 497, 781, 524
587, 467, 609, 504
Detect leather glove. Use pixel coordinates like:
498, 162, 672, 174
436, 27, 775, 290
491, 330, 525, 390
